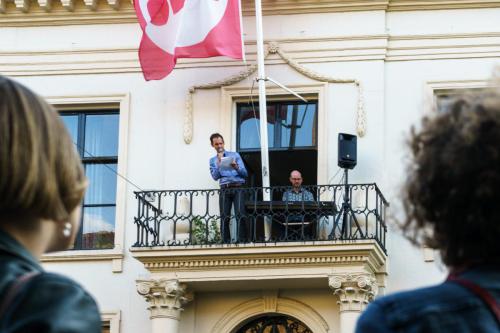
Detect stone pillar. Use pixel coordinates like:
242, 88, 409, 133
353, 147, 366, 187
136, 279, 193, 333
329, 273, 378, 333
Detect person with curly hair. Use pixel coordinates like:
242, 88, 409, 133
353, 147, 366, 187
356, 90, 500, 332
0, 76, 101, 332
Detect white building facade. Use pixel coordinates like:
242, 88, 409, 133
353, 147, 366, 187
1, 1, 500, 332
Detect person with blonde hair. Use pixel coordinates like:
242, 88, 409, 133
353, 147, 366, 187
0, 76, 101, 332
356, 90, 500, 332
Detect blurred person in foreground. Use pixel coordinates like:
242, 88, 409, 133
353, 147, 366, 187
0, 76, 101, 332
356, 90, 500, 332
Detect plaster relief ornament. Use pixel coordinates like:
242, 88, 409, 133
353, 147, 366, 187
134, 0, 244, 80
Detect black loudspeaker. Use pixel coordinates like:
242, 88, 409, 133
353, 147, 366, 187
338, 133, 357, 169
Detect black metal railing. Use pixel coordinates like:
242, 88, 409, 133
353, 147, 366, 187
133, 184, 388, 252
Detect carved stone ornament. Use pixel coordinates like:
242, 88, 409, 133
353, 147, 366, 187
183, 41, 366, 144
328, 273, 378, 312
136, 279, 193, 320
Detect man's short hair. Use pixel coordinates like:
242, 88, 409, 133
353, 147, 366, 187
402, 89, 500, 266
210, 133, 224, 144
0, 76, 86, 224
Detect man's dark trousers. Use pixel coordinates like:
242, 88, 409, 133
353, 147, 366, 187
219, 187, 250, 243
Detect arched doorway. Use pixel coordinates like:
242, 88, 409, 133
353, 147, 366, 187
234, 314, 313, 333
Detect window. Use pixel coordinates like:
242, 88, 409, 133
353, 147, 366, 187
237, 101, 317, 151
102, 321, 111, 333
435, 87, 491, 112
101, 311, 121, 333
236, 314, 312, 333
60, 111, 119, 250
236, 101, 318, 188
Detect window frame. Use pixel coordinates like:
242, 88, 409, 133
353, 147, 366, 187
40, 94, 129, 272
236, 100, 319, 152
219, 83, 329, 186
425, 79, 495, 115
101, 310, 121, 333
60, 110, 119, 250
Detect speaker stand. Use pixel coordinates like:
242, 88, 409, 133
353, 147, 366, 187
328, 168, 364, 240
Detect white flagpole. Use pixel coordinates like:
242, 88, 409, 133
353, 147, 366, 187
254, 0, 272, 239
254, 0, 271, 197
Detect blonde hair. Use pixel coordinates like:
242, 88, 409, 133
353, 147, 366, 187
0, 76, 86, 223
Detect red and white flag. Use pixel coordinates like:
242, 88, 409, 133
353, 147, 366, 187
134, 0, 244, 81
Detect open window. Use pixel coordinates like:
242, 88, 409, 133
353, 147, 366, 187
236, 100, 318, 189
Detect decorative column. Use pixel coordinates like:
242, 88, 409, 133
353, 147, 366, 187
328, 273, 378, 333
136, 279, 193, 333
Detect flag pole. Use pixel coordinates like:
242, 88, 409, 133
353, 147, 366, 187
254, 0, 270, 194
254, 0, 272, 238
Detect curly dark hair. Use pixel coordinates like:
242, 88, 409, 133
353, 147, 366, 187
402, 90, 500, 267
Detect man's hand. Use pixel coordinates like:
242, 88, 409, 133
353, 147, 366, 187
217, 147, 224, 164
231, 159, 239, 170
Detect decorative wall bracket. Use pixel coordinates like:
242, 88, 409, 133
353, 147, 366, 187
183, 41, 366, 144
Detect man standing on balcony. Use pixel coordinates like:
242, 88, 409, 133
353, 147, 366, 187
209, 133, 249, 243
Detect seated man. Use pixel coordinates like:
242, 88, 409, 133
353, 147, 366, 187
282, 170, 314, 202
281, 170, 315, 239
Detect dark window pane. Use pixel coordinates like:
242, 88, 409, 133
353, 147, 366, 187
84, 114, 119, 157
280, 103, 316, 148
82, 206, 115, 249
60, 115, 78, 146
101, 322, 111, 333
239, 105, 275, 149
84, 164, 117, 205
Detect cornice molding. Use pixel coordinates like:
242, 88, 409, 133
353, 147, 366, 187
130, 240, 387, 275
0, 0, 136, 26
241, 0, 389, 15
388, 0, 500, 11
2, 32, 500, 77
2, 0, 500, 26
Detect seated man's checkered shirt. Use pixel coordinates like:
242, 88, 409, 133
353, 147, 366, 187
282, 188, 314, 202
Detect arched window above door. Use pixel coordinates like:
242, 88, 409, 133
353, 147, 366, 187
235, 314, 313, 333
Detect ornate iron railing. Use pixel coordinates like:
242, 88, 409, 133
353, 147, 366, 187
133, 184, 388, 252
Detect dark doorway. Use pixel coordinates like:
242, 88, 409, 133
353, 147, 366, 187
241, 150, 317, 188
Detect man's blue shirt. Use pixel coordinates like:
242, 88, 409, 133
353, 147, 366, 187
356, 266, 500, 333
209, 150, 247, 186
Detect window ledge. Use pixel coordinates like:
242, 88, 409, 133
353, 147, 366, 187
41, 248, 124, 273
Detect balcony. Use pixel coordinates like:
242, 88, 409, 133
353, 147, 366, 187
132, 184, 387, 248
130, 184, 388, 292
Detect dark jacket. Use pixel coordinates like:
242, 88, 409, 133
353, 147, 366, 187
0, 229, 101, 333
356, 266, 500, 333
